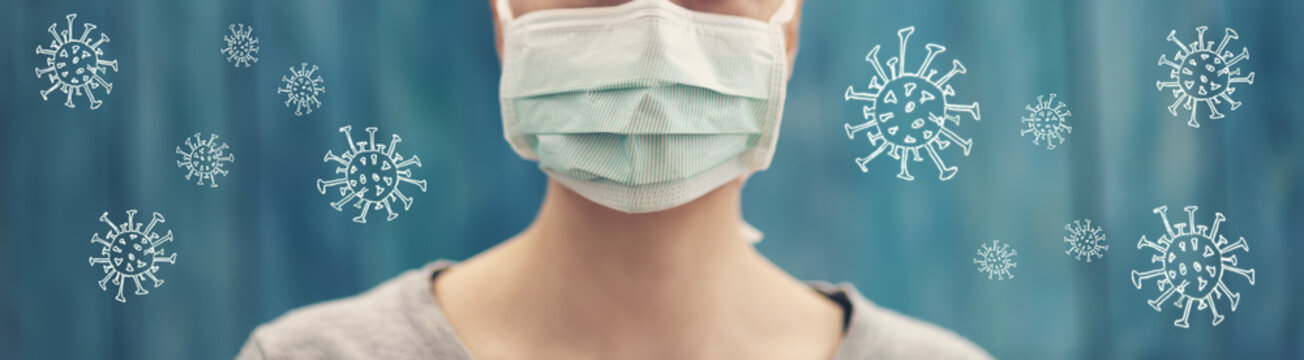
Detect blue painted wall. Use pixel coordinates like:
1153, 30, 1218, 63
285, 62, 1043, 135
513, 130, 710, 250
2, 0, 1300, 358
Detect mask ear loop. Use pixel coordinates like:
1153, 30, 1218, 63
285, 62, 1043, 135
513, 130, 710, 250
769, 0, 796, 24
739, 0, 797, 243
495, 0, 514, 25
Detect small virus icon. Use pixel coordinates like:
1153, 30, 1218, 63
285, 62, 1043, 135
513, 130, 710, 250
1132, 206, 1256, 328
974, 240, 1017, 281
318, 126, 428, 223
844, 26, 981, 181
1156, 26, 1255, 128
1064, 218, 1108, 262
89, 210, 176, 303
1020, 94, 1073, 150
35, 13, 119, 110
176, 133, 236, 188
220, 23, 259, 67
278, 62, 325, 116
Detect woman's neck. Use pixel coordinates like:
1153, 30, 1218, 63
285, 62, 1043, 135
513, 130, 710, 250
522, 178, 754, 284
433, 178, 843, 359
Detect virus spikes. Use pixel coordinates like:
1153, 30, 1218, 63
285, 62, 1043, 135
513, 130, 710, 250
278, 62, 326, 116
318, 126, 427, 223
141, 211, 165, 236
1021, 94, 1074, 150
934, 60, 967, 91
862, 27, 970, 91
863, 45, 891, 87
1131, 205, 1256, 328
364, 126, 380, 153
1155, 26, 1255, 128
896, 27, 912, 77
920, 138, 957, 180
221, 23, 260, 67
935, 120, 973, 155
34, 13, 118, 110
176, 133, 236, 188
100, 209, 127, 234
226, 23, 253, 44
89, 210, 176, 303
340, 124, 361, 155
842, 26, 980, 182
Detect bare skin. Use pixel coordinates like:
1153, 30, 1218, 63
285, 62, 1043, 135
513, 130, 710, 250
433, 1, 839, 359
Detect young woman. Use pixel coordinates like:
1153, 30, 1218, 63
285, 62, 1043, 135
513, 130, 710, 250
239, 1, 990, 358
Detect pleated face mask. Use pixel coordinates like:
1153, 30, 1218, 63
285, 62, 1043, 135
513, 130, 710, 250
497, 0, 796, 213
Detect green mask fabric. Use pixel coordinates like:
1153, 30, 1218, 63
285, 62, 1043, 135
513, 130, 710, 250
497, 0, 795, 213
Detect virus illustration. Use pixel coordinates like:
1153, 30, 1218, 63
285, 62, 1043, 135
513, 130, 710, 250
278, 62, 325, 116
1132, 205, 1256, 328
220, 23, 259, 67
176, 133, 236, 188
1020, 94, 1073, 150
89, 210, 176, 303
318, 126, 428, 223
843, 26, 981, 181
34, 13, 119, 110
974, 240, 1017, 281
1156, 26, 1255, 128
1064, 218, 1108, 262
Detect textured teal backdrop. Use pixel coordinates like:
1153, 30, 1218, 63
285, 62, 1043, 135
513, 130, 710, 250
1, 0, 1301, 359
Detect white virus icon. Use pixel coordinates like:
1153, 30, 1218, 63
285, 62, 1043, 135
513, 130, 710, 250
220, 23, 259, 67
844, 26, 981, 181
1064, 218, 1108, 262
89, 210, 176, 303
278, 62, 325, 116
1020, 94, 1073, 150
1131, 205, 1256, 328
35, 13, 119, 110
1156, 26, 1255, 128
974, 240, 1017, 281
176, 133, 236, 188
318, 126, 428, 223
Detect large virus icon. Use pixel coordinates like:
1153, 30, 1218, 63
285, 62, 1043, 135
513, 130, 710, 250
176, 133, 236, 188
1156, 26, 1255, 128
1020, 94, 1073, 150
89, 210, 176, 303
278, 62, 325, 116
35, 13, 119, 110
1064, 218, 1108, 262
843, 26, 981, 181
318, 126, 428, 223
1131, 205, 1256, 328
220, 23, 259, 67
974, 240, 1017, 281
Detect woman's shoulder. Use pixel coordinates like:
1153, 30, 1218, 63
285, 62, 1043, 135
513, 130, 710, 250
811, 282, 994, 360
237, 262, 470, 359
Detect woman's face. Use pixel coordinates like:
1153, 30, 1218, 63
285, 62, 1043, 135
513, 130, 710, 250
492, 0, 803, 75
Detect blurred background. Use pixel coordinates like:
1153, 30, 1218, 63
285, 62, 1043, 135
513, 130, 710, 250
2, 0, 1301, 359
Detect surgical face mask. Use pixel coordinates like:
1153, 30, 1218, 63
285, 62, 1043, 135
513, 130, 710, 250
496, 0, 796, 213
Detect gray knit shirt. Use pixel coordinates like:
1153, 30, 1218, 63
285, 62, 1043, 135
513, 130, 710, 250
238, 261, 991, 359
